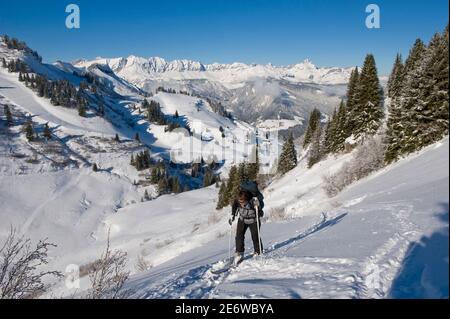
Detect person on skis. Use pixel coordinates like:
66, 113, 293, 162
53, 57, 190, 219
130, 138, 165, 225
228, 181, 264, 265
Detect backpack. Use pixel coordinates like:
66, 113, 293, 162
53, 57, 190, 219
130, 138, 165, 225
240, 181, 264, 210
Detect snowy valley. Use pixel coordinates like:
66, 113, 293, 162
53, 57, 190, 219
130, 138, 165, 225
0, 27, 448, 300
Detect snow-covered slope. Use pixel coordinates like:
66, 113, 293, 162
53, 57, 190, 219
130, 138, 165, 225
1, 35, 446, 300
122, 138, 448, 299
1, 38, 271, 171
0, 69, 118, 135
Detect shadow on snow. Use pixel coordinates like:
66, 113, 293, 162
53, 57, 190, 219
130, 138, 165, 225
389, 202, 449, 299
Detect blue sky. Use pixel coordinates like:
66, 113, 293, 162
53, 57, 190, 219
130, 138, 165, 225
0, 0, 448, 74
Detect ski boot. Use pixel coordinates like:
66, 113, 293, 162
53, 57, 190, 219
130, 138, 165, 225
233, 252, 244, 266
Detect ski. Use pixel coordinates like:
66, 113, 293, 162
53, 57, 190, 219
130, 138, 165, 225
210, 263, 233, 275
210, 253, 254, 275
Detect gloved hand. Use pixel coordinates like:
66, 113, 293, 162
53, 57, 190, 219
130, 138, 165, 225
253, 197, 260, 208
228, 216, 235, 225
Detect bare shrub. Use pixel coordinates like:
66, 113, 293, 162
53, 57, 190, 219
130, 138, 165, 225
86, 231, 130, 299
135, 254, 152, 272
0, 228, 62, 299
324, 136, 386, 197
79, 260, 101, 278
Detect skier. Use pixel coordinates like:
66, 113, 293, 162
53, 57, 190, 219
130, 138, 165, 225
228, 181, 264, 265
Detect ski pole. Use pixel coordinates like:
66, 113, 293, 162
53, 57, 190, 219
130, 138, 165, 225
255, 203, 263, 256
228, 220, 232, 263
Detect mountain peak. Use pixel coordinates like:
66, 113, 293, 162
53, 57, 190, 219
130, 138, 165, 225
74, 55, 353, 85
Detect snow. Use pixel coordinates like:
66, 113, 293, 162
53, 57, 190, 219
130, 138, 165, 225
145, 92, 280, 173
75, 56, 353, 87
256, 118, 303, 132
122, 138, 448, 299
1, 57, 277, 175
0, 69, 118, 135
0, 39, 447, 299
74, 54, 349, 124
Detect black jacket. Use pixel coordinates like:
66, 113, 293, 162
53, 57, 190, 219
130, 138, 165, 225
231, 198, 263, 219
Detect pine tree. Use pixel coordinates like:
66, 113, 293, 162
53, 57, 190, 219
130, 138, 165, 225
4, 105, 13, 126
385, 39, 426, 162
238, 162, 249, 183
158, 177, 168, 195
331, 100, 348, 153
278, 133, 297, 175
1, 58, 6, 68
216, 182, 228, 210
174, 110, 179, 118
353, 54, 383, 137
247, 145, 260, 181
172, 177, 181, 194
144, 189, 150, 200
130, 154, 135, 166
43, 123, 52, 140
135, 132, 140, 142
303, 109, 321, 148
78, 103, 87, 117
203, 169, 214, 187
404, 39, 426, 75
307, 125, 323, 168
228, 165, 241, 204
24, 121, 34, 141
417, 28, 449, 149
343, 67, 359, 138
114, 133, 120, 142
146, 100, 166, 124
387, 54, 404, 98
92, 163, 98, 172
150, 167, 159, 183
384, 28, 449, 163
191, 162, 201, 178
323, 108, 336, 154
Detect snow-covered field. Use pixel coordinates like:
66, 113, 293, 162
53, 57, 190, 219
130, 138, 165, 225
1, 66, 448, 297
122, 138, 449, 299
0, 39, 448, 299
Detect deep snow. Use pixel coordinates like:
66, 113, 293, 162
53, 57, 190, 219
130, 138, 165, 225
122, 138, 448, 299
0, 41, 448, 299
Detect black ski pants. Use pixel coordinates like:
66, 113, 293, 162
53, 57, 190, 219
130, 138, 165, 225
235, 218, 263, 254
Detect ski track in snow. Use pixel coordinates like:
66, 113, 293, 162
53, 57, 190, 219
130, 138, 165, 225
1, 46, 448, 299
129, 198, 433, 299
130, 213, 365, 299
359, 203, 420, 298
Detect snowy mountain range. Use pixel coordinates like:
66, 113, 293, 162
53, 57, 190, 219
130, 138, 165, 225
72, 56, 353, 124
1, 33, 446, 300
74, 56, 353, 85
